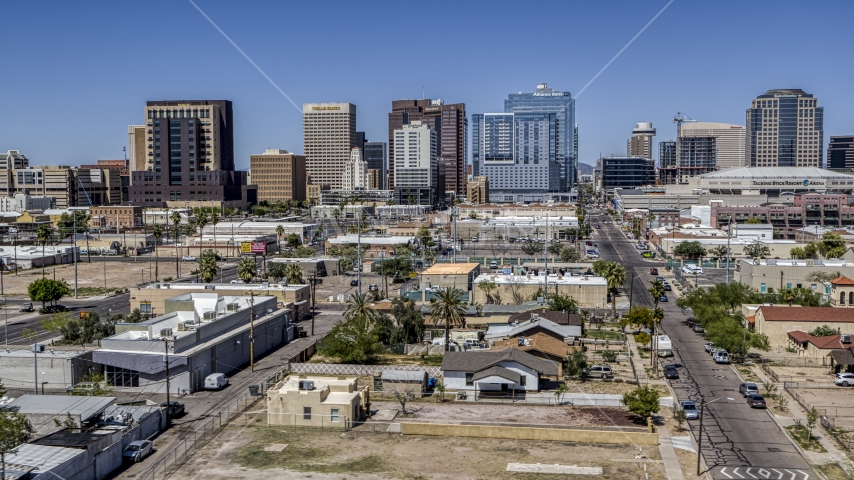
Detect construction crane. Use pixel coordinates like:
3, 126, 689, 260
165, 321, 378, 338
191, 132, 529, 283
672, 111, 697, 135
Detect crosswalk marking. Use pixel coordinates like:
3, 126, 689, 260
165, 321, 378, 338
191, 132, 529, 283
717, 467, 810, 480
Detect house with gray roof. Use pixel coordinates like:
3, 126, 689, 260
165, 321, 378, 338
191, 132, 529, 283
441, 349, 560, 394
484, 316, 581, 342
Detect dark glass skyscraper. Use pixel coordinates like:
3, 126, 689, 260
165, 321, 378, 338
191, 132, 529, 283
363, 141, 387, 189
829, 136, 854, 169
746, 89, 823, 168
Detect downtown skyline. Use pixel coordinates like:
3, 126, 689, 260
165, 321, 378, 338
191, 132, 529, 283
2, 1, 854, 172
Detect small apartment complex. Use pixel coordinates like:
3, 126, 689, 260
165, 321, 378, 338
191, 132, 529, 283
267, 376, 367, 429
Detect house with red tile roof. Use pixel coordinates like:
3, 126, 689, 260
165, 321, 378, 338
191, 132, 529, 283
754, 305, 854, 347
830, 275, 854, 307
786, 330, 847, 362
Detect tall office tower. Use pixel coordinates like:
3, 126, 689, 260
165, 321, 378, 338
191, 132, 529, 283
505, 83, 575, 190
828, 136, 854, 169
130, 100, 251, 207
355, 131, 366, 151
628, 122, 656, 159
303, 103, 357, 190
746, 89, 823, 167
595, 156, 655, 194
80, 159, 130, 202
388, 99, 466, 201
363, 142, 387, 189
472, 112, 561, 202
0, 150, 29, 196
679, 122, 745, 170
658, 141, 677, 185
342, 147, 369, 190
249, 149, 307, 202
393, 121, 438, 205
128, 125, 146, 172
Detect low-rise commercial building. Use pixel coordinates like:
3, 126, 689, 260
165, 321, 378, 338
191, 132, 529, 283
737, 258, 854, 293
266, 376, 367, 429
249, 149, 307, 203
93, 293, 292, 393
0, 348, 90, 392
203, 221, 317, 243
89, 205, 144, 229
326, 234, 416, 258
421, 263, 482, 292
471, 272, 607, 309
0, 193, 54, 212
6, 395, 116, 433
6, 429, 124, 480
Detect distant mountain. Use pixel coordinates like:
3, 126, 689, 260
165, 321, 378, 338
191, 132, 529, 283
578, 163, 595, 175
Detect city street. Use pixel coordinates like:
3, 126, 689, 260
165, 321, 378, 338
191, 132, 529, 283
592, 210, 817, 479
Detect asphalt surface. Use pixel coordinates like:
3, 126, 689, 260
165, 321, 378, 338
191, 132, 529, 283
589, 209, 817, 479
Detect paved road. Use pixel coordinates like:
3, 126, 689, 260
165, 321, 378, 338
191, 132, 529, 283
591, 210, 817, 480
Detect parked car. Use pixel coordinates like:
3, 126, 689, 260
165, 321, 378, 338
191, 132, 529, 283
230, 279, 244, 284
714, 351, 730, 364
659, 295, 669, 303
584, 364, 614, 379
161, 401, 185, 417
595, 225, 601, 229
692, 324, 705, 333
415, 261, 424, 269
649, 268, 658, 275
471, 237, 478, 242
66, 381, 98, 395
680, 401, 700, 420
641, 252, 656, 258
350, 279, 359, 287
682, 264, 703, 275
489, 261, 499, 269
368, 284, 379, 291
181, 255, 197, 261
20, 303, 34, 312
41, 305, 69, 314
703, 342, 714, 352
204, 373, 229, 390
663, 365, 679, 379
746, 394, 766, 409
739, 383, 759, 397
123, 440, 153, 462
662, 283, 672, 291
835, 373, 854, 386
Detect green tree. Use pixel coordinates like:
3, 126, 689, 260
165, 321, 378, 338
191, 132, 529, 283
672, 241, 706, 259
477, 279, 498, 305
708, 245, 730, 261
560, 246, 581, 263
198, 249, 219, 283
592, 260, 626, 317
622, 385, 660, 421
390, 297, 426, 344
745, 217, 762, 224
554, 383, 568, 405
564, 349, 588, 379
275, 225, 285, 253
376, 257, 412, 283
28, 278, 71, 309
318, 315, 383, 363
520, 240, 544, 256
0, 407, 33, 480
429, 287, 467, 352
635, 332, 651, 348
55, 210, 89, 241
286, 233, 301, 248
546, 293, 579, 313
36, 223, 53, 277
237, 258, 256, 283
806, 407, 819, 440
805, 271, 841, 283
808, 324, 838, 337
547, 243, 564, 256
818, 232, 847, 259
171, 210, 182, 277
344, 292, 379, 324
743, 242, 771, 260
648, 280, 666, 308
267, 262, 287, 283
673, 407, 687, 431
284, 263, 304, 284
790, 247, 808, 259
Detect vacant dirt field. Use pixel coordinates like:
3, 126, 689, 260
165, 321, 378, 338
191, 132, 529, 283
767, 365, 835, 382
3, 258, 198, 296
169, 422, 666, 480
369, 400, 646, 429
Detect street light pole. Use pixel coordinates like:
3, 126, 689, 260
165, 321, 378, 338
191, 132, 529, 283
73, 213, 78, 298
163, 338, 171, 425
696, 395, 705, 476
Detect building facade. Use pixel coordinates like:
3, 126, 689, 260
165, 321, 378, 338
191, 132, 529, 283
829, 136, 854, 170
696, 167, 854, 198
249, 149, 307, 203
746, 89, 823, 168
89, 206, 144, 229
393, 121, 438, 205
388, 99, 466, 200
466, 176, 489, 204
596, 156, 655, 194
0, 150, 29, 197
658, 140, 677, 185
710, 193, 854, 238
677, 136, 717, 181
363, 141, 387, 189
504, 83, 575, 191
679, 122, 745, 170
128, 125, 146, 172
342, 147, 369, 191
0, 193, 53, 212
303, 103, 357, 191
628, 122, 655, 159
79, 160, 129, 202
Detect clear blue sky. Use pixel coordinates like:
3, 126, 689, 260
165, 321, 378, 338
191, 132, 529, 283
2, 1, 853, 171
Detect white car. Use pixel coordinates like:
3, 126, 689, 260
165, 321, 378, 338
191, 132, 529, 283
181, 255, 197, 262
682, 265, 703, 275
123, 440, 153, 462
835, 373, 854, 386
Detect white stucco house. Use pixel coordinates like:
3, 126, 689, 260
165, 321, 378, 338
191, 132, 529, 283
441, 349, 561, 395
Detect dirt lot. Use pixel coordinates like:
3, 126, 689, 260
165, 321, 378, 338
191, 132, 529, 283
3, 258, 198, 296
170, 422, 666, 480
561, 378, 670, 397
369, 401, 646, 429
789, 386, 854, 427
766, 364, 835, 381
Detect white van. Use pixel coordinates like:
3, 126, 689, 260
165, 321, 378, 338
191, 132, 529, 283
682, 264, 703, 275
204, 373, 229, 390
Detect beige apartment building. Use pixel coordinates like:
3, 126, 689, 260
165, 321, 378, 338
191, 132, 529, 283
130, 282, 311, 319
679, 122, 746, 170
267, 376, 366, 429
627, 122, 655, 159
249, 149, 306, 203
466, 176, 489, 204
303, 103, 357, 191
128, 125, 147, 172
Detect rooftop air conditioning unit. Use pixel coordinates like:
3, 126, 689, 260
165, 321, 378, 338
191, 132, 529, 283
262, 281, 269, 287
203, 311, 216, 321
160, 328, 173, 337
531, 314, 540, 321
298, 380, 314, 390
842, 334, 852, 344
226, 303, 239, 312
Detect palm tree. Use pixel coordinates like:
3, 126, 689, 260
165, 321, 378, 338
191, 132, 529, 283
430, 287, 467, 352
209, 211, 219, 256
344, 292, 378, 324
198, 249, 219, 283
170, 211, 182, 278
237, 257, 256, 283
196, 212, 208, 249
284, 263, 303, 284
648, 280, 665, 310
36, 224, 53, 277
152, 224, 163, 281
599, 262, 626, 318
276, 225, 285, 254
652, 307, 665, 371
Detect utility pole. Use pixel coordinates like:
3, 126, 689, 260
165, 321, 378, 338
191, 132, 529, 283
544, 213, 549, 298
33, 343, 38, 394
73, 214, 78, 298
163, 338, 171, 425
696, 395, 705, 476
308, 272, 318, 336
725, 214, 732, 284
452, 206, 458, 263
249, 292, 255, 372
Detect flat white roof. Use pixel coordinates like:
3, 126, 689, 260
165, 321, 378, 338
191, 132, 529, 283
328, 234, 414, 245
474, 273, 606, 286
742, 258, 850, 267
701, 167, 854, 180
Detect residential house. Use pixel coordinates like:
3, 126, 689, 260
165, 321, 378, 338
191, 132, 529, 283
485, 316, 582, 343
830, 275, 854, 307
508, 309, 583, 327
266, 376, 367, 429
753, 305, 854, 347
491, 333, 578, 363
441, 349, 561, 394
829, 345, 854, 373
786, 330, 846, 364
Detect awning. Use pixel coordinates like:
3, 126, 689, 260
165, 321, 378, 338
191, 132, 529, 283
472, 366, 521, 384
92, 350, 187, 375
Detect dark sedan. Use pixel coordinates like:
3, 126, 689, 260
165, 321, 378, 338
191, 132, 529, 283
664, 365, 679, 379
747, 394, 767, 409
650, 268, 658, 275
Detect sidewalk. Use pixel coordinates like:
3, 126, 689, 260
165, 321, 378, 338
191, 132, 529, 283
658, 422, 688, 480
751, 365, 854, 476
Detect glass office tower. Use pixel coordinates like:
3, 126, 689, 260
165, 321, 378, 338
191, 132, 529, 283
746, 89, 823, 168
504, 83, 575, 190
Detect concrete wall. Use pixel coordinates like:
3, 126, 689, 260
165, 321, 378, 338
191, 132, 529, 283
738, 261, 854, 292
474, 281, 607, 309
400, 422, 659, 445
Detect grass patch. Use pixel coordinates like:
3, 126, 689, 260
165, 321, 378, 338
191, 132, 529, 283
418, 355, 444, 366
815, 463, 851, 480
785, 424, 826, 452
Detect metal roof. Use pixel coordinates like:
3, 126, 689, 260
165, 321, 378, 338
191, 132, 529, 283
472, 366, 521, 383
381, 370, 427, 382
441, 348, 559, 376
6, 394, 116, 421
701, 167, 853, 180
422, 263, 480, 275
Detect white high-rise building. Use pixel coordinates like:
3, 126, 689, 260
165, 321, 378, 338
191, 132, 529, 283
303, 103, 357, 190
627, 122, 656, 160
393, 121, 437, 188
342, 147, 369, 190
679, 122, 746, 170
